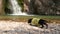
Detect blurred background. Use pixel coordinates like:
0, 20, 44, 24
0, 0, 60, 15
24, 0, 60, 15
0, 0, 24, 15
0, 0, 60, 22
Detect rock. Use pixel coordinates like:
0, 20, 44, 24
0, 20, 60, 34
24, 0, 60, 15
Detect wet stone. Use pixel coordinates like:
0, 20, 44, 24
43, 31, 50, 34
0, 21, 60, 34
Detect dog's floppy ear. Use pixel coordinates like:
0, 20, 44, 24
28, 18, 33, 23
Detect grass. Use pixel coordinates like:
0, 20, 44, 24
0, 15, 60, 23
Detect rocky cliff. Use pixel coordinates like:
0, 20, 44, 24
24, 0, 30, 13
24, 0, 60, 15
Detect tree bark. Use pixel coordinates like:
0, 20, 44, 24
0, 0, 5, 15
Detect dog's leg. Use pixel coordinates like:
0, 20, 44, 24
40, 24, 44, 28
44, 23, 48, 29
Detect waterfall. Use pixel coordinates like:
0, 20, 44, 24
9, 0, 27, 15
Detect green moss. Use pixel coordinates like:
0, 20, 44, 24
3, 0, 9, 8
17, 0, 23, 11
3, 0, 9, 15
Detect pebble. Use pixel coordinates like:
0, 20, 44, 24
0, 21, 60, 34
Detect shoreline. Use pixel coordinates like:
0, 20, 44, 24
0, 20, 60, 34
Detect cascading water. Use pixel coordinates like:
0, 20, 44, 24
9, 0, 27, 15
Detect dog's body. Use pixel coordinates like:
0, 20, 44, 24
28, 18, 48, 28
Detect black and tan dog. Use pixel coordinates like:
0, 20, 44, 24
28, 18, 48, 29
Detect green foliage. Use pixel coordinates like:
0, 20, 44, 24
3, 0, 10, 14
3, 0, 9, 8
0, 15, 60, 23
3, 0, 24, 14
17, 0, 23, 11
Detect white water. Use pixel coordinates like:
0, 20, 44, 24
9, 0, 27, 15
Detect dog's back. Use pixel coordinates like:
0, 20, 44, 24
28, 18, 48, 28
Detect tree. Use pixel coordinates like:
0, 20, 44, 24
0, 0, 5, 15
